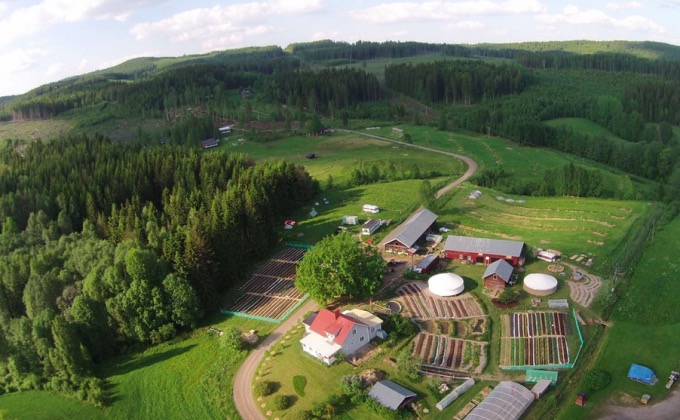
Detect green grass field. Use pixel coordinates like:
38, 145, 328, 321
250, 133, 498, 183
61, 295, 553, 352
0, 119, 72, 142
254, 320, 493, 419
558, 217, 680, 419
0, 315, 277, 420
543, 118, 627, 143
437, 185, 648, 273
233, 131, 464, 186
360, 125, 654, 199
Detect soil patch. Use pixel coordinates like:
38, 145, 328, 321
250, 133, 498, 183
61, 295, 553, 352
491, 299, 519, 309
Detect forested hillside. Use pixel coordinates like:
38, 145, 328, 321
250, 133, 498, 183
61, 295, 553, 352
0, 136, 317, 403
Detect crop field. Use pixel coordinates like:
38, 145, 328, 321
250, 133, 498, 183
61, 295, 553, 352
223, 247, 307, 321
437, 189, 649, 272
413, 333, 486, 373
396, 282, 485, 319
499, 311, 576, 368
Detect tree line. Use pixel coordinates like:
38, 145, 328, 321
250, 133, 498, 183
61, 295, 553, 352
0, 135, 318, 403
385, 60, 533, 105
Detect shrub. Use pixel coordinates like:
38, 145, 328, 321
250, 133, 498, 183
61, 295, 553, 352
253, 380, 275, 397
497, 288, 522, 304
396, 349, 421, 381
293, 375, 307, 397
581, 369, 612, 392
220, 326, 243, 350
273, 395, 291, 411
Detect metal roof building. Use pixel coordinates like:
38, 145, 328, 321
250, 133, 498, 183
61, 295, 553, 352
444, 235, 525, 266
368, 380, 417, 410
466, 381, 535, 420
382, 208, 438, 253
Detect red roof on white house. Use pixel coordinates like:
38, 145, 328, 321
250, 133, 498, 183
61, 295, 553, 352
309, 309, 365, 345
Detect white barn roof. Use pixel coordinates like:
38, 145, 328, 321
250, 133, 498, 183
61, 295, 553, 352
428, 273, 465, 296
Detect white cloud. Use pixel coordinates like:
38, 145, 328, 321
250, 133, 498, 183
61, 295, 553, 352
0, 0, 167, 46
448, 20, 486, 29
350, 0, 546, 24
606, 1, 642, 10
131, 0, 323, 48
45, 62, 65, 77
78, 58, 89, 71
537, 6, 666, 34
0, 47, 48, 95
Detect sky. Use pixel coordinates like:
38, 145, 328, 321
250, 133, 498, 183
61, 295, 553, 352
1, 0, 680, 97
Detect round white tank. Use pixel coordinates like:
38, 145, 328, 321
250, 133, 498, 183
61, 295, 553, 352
523, 273, 558, 296
428, 273, 465, 296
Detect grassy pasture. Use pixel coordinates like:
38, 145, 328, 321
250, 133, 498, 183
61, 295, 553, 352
279, 177, 450, 245
361, 125, 653, 199
437, 185, 648, 273
558, 217, 680, 419
234, 132, 464, 186
543, 118, 627, 142
0, 315, 277, 419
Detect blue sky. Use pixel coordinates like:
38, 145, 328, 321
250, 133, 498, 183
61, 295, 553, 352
1, 0, 679, 96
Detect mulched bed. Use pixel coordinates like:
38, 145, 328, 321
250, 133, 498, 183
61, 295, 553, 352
491, 299, 520, 309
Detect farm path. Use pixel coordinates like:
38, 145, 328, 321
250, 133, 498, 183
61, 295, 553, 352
599, 388, 680, 420
233, 298, 318, 420
235, 130, 478, 420
335, 129, 478, 199
563, 263, 603, 307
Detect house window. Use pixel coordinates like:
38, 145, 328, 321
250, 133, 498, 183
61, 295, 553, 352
352, 330, 356, 335
360, 336, 365, 342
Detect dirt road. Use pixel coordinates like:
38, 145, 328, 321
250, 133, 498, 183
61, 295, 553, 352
232, 299, 318, 420
336, 129, 478, 199
599, 389, 680, 420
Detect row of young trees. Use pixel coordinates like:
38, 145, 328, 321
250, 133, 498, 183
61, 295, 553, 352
0, 135, 318, 402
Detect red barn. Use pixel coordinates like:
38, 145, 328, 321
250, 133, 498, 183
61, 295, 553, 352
444, 235, 525, 266
482, 259, 514, 289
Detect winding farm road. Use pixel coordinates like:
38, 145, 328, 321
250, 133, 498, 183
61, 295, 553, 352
233, 129, 477, 420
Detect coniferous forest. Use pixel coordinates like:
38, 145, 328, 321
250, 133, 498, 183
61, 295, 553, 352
2, 39, 680, 409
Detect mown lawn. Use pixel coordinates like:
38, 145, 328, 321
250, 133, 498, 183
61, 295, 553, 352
0, 391, 104, 420
558, 217, 680, 419
254, 320, 493, 420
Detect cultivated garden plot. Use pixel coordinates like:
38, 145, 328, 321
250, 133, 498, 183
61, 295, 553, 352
396, 282, 484, 319
224, 247, 307, 321
412, 332, 487, 374
499, 311, 576, 368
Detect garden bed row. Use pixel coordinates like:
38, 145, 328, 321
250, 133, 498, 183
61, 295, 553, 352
506, 311, 567, 338
397, 282, 484, 319
413, 332, 484, 372
500, 336, 570, 367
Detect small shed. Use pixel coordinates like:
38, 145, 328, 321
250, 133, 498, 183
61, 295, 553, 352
343, 215, 359, 225
483, 259, 514, 289
575, 391, 587, 406
306, 153, 316, 159
201, 138, 219, 149
531, 379, 551, 399
414, 254, 439, 274
368, 380, 417, 410
362, 219, 382, 235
